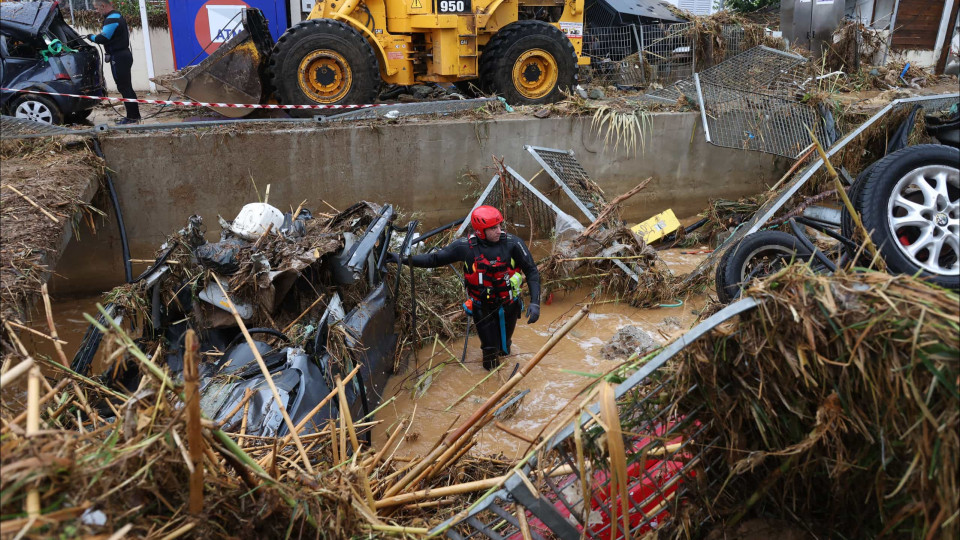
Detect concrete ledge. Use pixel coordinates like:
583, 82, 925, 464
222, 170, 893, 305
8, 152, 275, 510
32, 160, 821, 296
54, 113, 788, 294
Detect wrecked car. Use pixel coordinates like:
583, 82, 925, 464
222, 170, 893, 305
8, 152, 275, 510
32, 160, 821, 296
1, 1, 105, 124
72, 201, 411, 439
716, 143, 959, 301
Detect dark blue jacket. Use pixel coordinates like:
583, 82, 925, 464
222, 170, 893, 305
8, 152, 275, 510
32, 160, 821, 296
88, 10, 130, 54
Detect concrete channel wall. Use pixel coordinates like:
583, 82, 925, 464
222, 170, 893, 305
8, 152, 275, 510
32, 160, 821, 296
52, 113, 788, 295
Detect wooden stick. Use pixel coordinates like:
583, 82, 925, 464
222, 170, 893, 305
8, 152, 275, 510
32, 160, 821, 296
214, 386, 257, 430
0, 358, 34, 389
337, 376, 361, 454
238, 388, 252, 448
806, 128, 883, 268
366, 419, 406, 470
580, 179, 651, 238
495, 421, 537, 444
26, 367, 41, 517
281, 294, 325, 334
444, 362, 507, 411
329, 419, 340, 464
516, 504, 534, 540
769, 144, 816, 193
184, 330, 204, 514
375, 476, 506, 508
3, 321, 67, 345
1, 379, 70, 434
211, 275, 314, 474
39, 284, 73, 367
383, 306, 590, 497
3, 184, 59, 223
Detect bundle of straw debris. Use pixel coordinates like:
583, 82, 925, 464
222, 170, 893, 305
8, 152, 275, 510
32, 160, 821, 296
679, 11, 786, 69
672, 267, 959, 538
0, 139, 104, 322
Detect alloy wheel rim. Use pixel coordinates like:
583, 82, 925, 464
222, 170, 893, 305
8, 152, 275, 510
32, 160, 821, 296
15, 100, 53, 124
886, 164, 960, 276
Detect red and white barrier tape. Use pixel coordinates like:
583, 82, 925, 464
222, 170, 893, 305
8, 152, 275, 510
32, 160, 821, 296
0, 87, 381, 110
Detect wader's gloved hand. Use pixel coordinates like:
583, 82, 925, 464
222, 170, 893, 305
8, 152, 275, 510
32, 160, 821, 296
384, 252, 402, 265
526, 304, 540, 324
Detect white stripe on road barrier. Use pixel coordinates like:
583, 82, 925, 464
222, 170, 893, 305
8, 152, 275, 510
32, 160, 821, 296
0, 87, 381, 110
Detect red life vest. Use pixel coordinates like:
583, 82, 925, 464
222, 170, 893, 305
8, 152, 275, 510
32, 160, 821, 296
463, 235, 521, 304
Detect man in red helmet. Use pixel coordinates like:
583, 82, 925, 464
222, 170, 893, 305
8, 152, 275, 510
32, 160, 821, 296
388, 206, 541, 370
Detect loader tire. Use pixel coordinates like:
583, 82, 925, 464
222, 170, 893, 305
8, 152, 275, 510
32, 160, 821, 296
267, 19, 379, 116
480, 21, 577, 105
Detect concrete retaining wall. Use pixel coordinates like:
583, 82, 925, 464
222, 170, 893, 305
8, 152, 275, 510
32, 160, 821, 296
52, 112, 788, 294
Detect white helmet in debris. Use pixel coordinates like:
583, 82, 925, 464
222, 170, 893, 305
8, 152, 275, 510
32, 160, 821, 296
230, 202, 284, 241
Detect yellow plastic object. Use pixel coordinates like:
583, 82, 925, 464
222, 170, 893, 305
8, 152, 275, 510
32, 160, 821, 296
631, 209, 681, 244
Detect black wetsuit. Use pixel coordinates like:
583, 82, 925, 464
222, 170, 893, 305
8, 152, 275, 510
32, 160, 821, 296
90, 10, 140, 120
406, 233, 541, 369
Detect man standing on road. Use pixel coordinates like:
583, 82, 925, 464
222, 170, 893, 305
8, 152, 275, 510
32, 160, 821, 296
87, 0, 141, 124
388, 206, 541, 370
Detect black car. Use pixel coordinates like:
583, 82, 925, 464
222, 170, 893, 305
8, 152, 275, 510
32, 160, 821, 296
1, 1, 105, 124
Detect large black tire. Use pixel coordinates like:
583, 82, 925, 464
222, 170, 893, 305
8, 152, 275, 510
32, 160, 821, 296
267, 19, 379, 117
858, 144, 959, 289
479, 21, 577, 106
840, 161, 876, 264
715, 231, 813, 302
11, 94, 64, 125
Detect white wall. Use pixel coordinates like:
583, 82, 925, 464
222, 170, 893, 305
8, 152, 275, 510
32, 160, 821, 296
76, 26, 176, 92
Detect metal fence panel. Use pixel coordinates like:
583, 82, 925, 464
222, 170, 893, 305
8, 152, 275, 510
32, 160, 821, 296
696, 78, 828, 158
0, 115, 95, 140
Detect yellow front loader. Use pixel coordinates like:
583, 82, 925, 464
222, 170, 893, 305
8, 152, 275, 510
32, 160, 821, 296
164, 0, 587, 115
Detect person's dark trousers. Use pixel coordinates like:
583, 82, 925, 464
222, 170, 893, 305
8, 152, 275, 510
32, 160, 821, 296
110, 49, 141, 120
473, 300, 522, 370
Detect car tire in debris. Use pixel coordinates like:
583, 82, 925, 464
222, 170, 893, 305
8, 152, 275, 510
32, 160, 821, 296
715, 230, 814, 302
479, 20, 577, 106
267, 19, 380, 116
840, 161, 876, 264
11, 94, 64, 125
858, 144, 959, 289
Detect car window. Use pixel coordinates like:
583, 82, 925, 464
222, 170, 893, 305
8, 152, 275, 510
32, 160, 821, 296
2, 34, 41, 59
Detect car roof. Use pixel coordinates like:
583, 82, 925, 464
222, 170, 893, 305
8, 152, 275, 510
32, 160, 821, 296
0, 2, 58, 41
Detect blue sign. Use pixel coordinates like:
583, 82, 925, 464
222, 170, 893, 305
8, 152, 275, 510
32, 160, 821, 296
167, 0, 288, 69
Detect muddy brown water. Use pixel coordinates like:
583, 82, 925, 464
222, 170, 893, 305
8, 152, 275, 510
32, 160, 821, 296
371, 248, 710, 460
25, 249, 711, 460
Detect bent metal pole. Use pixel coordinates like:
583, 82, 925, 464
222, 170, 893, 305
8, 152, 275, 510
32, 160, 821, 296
382, 305, 590, 498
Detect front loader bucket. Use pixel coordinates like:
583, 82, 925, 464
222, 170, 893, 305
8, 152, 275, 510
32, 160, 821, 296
156, 9, 273, 118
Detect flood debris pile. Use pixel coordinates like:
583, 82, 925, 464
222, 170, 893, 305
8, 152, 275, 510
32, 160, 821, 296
0, 319, 514, 538
672, 267, 959, 538
0, 139, 103, 322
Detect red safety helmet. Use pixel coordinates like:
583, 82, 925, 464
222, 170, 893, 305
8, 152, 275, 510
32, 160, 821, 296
471, 205, 504, 240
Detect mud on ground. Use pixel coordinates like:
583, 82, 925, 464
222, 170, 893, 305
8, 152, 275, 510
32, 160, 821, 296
0, 139, 104, 322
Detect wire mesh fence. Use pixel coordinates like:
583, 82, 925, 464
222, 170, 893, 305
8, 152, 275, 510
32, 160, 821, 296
693, 47, 824, 159
583, 23, 765, 89
696, 80, 828, 158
